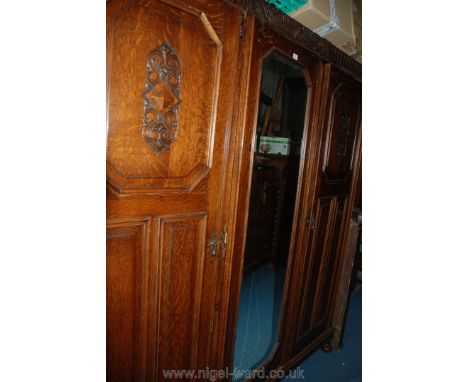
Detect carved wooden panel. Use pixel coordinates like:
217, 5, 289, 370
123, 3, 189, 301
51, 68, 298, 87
106, 218, 151, 382
155, 213, 207, 377
107, 1, 223, 193
322, 82, 361, 185
142, 43, 182, 153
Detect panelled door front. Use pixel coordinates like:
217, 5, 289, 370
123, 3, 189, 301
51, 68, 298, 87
291, 64, 362, 355
106, 0, 243, 380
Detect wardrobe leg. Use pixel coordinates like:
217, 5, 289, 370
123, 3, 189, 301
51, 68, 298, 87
321, 340, 333, 353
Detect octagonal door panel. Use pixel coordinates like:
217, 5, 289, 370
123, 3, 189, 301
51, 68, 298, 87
107, 0, 227, 194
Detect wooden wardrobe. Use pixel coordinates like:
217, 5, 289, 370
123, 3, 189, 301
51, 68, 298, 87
106, 0, 362, 380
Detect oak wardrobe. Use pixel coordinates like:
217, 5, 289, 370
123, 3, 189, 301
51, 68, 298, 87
106, 0, 362, 381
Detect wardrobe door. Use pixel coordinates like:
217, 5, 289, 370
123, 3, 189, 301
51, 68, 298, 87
106, 0, 243, 380
291, 64, 361, 356
224, 17, 324, 377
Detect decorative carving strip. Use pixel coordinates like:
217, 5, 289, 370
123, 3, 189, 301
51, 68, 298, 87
328, 45, 361, 78
245, 0, 325, 56
233, 0, 361, 79
337, 111, 351, 161
142, 43, 182, 153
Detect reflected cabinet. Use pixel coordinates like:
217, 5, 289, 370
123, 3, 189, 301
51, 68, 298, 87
106, 0, 361, 381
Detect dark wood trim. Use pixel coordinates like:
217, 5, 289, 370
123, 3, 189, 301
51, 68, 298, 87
222, 0, 361, 80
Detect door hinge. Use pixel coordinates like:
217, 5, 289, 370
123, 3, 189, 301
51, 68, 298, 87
220, 228, 228, 253
240, 19, 246, 39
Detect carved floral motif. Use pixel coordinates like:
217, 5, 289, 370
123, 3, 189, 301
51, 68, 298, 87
142, 43, 182, 153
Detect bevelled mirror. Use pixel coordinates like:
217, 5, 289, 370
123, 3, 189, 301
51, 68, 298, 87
233, 51, 308, 379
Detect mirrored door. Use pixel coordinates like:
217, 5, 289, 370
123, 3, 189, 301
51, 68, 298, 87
233, 51, 309, 379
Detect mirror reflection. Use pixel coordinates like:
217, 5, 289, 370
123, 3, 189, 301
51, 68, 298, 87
233, 52, 308, 379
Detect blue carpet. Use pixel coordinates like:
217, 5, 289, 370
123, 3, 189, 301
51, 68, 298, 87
287, 288, 362, 382
234, 264, 362, 381
233, 265, 286, 374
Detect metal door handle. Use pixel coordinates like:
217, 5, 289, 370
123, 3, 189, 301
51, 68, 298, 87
209, 233, 217, 257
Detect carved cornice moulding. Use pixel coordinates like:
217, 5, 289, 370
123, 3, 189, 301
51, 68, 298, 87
223, 0, 361, 80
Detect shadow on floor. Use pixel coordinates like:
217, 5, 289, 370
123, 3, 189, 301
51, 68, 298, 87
286, 287, 362, 382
